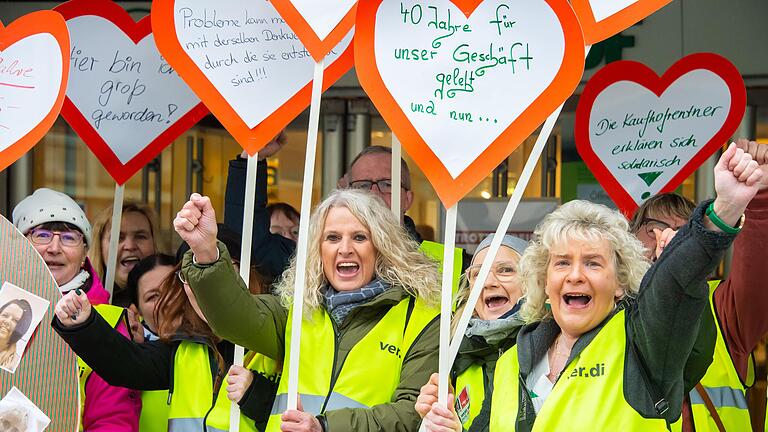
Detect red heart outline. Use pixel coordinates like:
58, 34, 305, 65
356, 0, 585, 207
152, 0, 355, 155
571, 0, 672, 45
54, 0, 209, 185
271, 0, 357, 62
575, 53, 746, 215
0, 11, 69, 173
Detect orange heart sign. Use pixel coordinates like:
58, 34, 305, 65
571, 0, 672, 45
575, 53, 746, 215
356, 0, 585, 207
55, 0, 209, 186
271, 0, 357, 62
152, 0, 354, 154
0, 11, 69, 173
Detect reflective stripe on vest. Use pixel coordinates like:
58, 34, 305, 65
167, 341, 213, 432
78, 304, 125, 432
266, 296, 438, 431
419, 241, 462, 301
207, 351, 281, 432
139, 390, 170, 432
684, 280, 752, 432
490, 310, 669, 431
455, 363, 484, 429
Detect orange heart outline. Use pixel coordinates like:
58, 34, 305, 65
271, 0, 358, 62
152, 0, 355, 155
571, 0, 672, 45
0, 11, 70, 173
355, 0, 585, 207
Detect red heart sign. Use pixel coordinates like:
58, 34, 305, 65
54, 0, 209, 185
575, 53, 746, 215
271, 0, 357, 62
571, 0, 672, 45
356, 0, 585, 207
152, 0, 354, 155
0, 11, 69, 173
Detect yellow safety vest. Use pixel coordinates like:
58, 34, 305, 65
78, 304, 126, 432
166, 341, 214, 431
265, 296, 438, 431
672, 280, 755, 432
490, 310, 669, 431
454, 363, 484, 429
207, 351, 281, 432
139, 389, 169, 432
419, 241, 463, 300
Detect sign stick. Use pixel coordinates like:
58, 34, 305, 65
230, 153, 259, 431
391, 135, 402, 219
438, 205, 458, 406
450, 46, 592, 364
287, 57, 325, 411
104, 183, 124, 298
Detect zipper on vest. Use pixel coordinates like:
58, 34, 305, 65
319, 318, 342, 413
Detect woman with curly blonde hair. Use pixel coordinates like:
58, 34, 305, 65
424, 145, 763, 432
175, 189, 442, 432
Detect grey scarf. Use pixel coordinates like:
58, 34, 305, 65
323, 279, 389, 325
465, 312, 526, 346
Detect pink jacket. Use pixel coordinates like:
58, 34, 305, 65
81, 260, 141, 432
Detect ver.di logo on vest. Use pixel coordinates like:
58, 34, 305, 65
568, 362, 606, 379
379, 341, 402, 358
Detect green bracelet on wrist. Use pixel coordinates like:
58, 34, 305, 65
705, 202, 743, 234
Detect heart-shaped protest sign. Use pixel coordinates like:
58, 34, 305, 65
575, 53, 746, 214
152, 0, 354, 154
571, 0, 672, 45
271, 0, 357, 62
356, 0, 585, 207
0, 11, 69, 173
54, 0, 209, 186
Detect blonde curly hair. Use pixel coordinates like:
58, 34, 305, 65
274, 189, 440, 312
519, 200, 650, 323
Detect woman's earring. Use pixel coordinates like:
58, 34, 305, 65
544, 297, 552, 311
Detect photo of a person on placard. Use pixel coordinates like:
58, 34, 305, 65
0, 300, 33, 371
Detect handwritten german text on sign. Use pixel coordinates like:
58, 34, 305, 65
0, 11, 69, 173
56, 0, 208, 185
575, 53, 746, 214
356, 0, 584, 206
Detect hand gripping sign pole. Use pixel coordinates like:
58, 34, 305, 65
287, 57, 326, 412
230, 152, 259, 431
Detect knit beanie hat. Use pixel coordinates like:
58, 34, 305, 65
471, 234, 529, 266
12, 188, 92, 245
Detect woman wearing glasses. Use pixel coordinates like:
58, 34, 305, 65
416, 234, 529, 431
12, 188, 141, 432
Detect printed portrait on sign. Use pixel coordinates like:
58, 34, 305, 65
0, 387, 51, 432
0, 282, 50, 373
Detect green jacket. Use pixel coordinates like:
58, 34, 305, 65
183, 243, 440, 432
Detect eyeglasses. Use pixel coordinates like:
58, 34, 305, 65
28, 229, 84, 247
349, 179, 409, 194
466, 262, 517, 283
640, 217, 685, 238
176, 270, 187, 285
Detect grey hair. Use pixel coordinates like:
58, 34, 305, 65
274, 189, 440, 312
519, 200, 650, 323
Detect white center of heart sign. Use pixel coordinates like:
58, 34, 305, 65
173, 0, 352, 129
588, 69, 731, 205
589, 0, 639, 22
66, 16, 201, 165
375, 0, 565, 178
290, 0, 357, 40
0, 34, 62, 153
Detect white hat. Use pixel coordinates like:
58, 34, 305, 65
12, 188, 92, 245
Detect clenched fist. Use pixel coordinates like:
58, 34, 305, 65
173, 193, 219, 264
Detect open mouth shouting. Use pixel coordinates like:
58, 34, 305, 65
336, 261, 361, 279
562, 292, 593, 310
120, 256, 141, 271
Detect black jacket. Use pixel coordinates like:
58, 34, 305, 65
52, 310, 277, 427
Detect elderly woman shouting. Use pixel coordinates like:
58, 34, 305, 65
424, 143, 763, 431
175, 189, 441, 432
